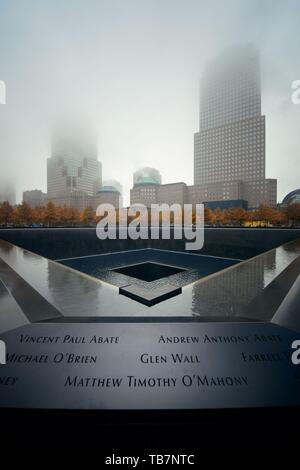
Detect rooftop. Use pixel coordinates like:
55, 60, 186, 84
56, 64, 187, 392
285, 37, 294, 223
98, 185, 120, 193
134, 176, 159, 186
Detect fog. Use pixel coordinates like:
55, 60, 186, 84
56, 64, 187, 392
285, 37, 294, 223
102, 180, 122, 194
133, 167, 161, 185
0, 0, 299, 205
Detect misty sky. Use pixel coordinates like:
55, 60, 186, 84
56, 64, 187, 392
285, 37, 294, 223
0, 0, 300, 205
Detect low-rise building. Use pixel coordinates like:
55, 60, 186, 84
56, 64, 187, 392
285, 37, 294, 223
46, 191, 93, 212
23, 190, 47, 208
157, 182, 188, 207
242, 179, 277, 209
130, 177, 159, 207
188, 181, 244, 205
93, 185, 123, 210
187, 179, 276, 209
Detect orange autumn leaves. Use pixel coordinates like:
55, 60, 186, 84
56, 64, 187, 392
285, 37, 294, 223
0, 201, 300, 227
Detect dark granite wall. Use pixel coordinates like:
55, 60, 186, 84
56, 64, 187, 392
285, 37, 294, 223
0, 227, 300, 260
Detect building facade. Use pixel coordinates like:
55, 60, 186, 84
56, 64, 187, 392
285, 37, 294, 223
47, 128, 102, 209
45, 191, 93, 212
242, 179, 277, 208
23, 190, 47, 208
194, 45, 277, 208
130, 177, 159, 207
93, 186, 123, 210
130, 177, 277, 211
188, 181, 244, 205
47, 155, 101, 199
157, 182, 188, 207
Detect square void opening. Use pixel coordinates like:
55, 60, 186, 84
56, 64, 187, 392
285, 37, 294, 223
112, 262, 186, 282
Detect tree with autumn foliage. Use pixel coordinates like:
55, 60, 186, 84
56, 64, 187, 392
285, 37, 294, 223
224, 207, 247, 226
13, 202, 33, 225
255, 204, 276, 227
213, 208, 225, 226
284, 203, 300, 227
2, 199, 298, 229
81, 206, 95, 225
268, 208, 287, 226
31, 206, 46, 225
203, 207, 213, 225
64, 207, 80, 226
57, 205, 69, 225
43, 202, 58, 227
0, 201, 14, 225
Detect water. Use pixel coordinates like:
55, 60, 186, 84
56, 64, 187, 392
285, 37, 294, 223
0, 229, 300, 322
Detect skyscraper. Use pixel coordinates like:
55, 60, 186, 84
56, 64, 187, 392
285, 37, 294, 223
0, 179, 16, 205
193, 45, 277, 208
47, 124, 102, 209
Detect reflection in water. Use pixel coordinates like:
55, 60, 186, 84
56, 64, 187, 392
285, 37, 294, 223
265, 244, 300, 287
23, 250, 38, 260
191, 254, 268, 319
61, 249, 237, 290
1, 236, 300, 321
47, 261, 103, 315
0, 279, 28, 333
0, 240, 15, 261
191, 239, 300, 320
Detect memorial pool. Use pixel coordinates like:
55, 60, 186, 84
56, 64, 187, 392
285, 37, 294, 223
0, 227, 299, 328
